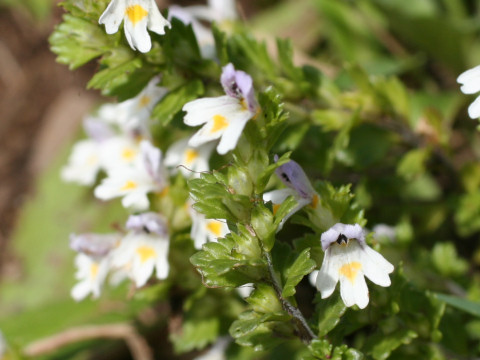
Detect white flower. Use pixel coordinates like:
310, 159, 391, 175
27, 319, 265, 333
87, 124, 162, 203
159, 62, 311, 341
168, 0, 237, 59
194, 337, 231, 360
111, 231, 169, 287
372, 224, 396, 242
263, 188, 312, 230
99, 0, 170, 53
183, 63, 258, 155
457, 65, 480, 119
100, 136, 142, 171
61, 117, 114, 186
61, 139, 102, 186
189, 203, 229, 249
71, 253, 111, 301
164, 137, 214, 177
315, 223, 394, 309
236, 283, 254, 298
263, 158, 319, 231
98, 77, 167, 134
94, 140, 166, 210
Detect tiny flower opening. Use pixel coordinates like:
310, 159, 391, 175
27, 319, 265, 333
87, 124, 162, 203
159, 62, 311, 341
316, 223, 394, 309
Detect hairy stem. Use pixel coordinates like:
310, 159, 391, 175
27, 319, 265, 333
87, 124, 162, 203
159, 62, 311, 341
264, 250, 317, 343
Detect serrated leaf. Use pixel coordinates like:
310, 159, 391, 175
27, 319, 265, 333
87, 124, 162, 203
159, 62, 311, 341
49, 14, 110, 69
365, 328, 418, 360
151, 80, 204, 127
87, 58, 143, 96
314, 292, 347, 337
246, 284, 283, 314
190, 232, 266, 288
282, 248, 316, 298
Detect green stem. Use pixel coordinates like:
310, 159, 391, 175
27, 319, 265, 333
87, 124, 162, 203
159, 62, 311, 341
264, 251, 317, 343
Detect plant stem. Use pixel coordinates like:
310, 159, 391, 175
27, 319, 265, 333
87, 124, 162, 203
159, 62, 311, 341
264, 250, 317, 343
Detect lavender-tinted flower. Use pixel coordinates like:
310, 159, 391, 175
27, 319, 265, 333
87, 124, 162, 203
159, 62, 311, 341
274, 158, 316, 200
83, 116, 115, 143
220, 63, 258, 113
126, 212, 169, 237
70, 233, 120, 257
140, 140, 165, 186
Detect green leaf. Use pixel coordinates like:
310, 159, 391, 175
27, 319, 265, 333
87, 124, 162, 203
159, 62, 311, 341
251, 203, 276, 251
455, 190, 480, 237
306, 339, 333, 359
282, 248, 316, 298
246, 283, 283, 314
170, 287, 245, 354
435, 294, 480, 318
431, 242, 468, 277
396, 148, 430, 181
87, 57, 146, 98
230, 310, 292, 351
190, 229, 265, 288
365, 328, 418, 360
314, 292, 347, 337
151, 80, 204, 127
49, 14, 110, 69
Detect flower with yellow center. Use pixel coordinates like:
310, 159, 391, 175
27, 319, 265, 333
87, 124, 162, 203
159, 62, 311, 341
71, 253, 111, 301
315, 223, 394, 309
183, 63, 259, 155
111, 231, 170, 287
94, 140, 166, 211
97, 77, 167, 135
164, 137, 214, 178
99, 0, 170, 53
187, 201, 229, 249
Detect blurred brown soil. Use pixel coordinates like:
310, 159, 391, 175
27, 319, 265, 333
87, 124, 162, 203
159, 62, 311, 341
0, 5, 99, 267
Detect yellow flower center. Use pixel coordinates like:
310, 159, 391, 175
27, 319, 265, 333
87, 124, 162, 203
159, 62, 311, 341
90, 263, 99, 279
184, 149, 199, 164
339, 262, 362, 284
211, 114, 229, 133
125, 4, 148, 25
138, 95, 151, 108
136, 245, 157, 263
310, 194, 319, 209
121, 180, 138, 191
206, 221, 223, 237
121, 147, 137, 162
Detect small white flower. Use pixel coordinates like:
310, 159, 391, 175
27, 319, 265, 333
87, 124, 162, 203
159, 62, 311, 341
315, 223, 394, 309
70, 233, 120, 257
194, 337, 231, 360
458, 65, 480, 119
94, 140, 166, 210
183, 63, 258, 155
236, 283, 254, 298
168, 0, 237, 59
111, 231, 169, 287
100, 136, 142, 172
61, 117, 115, 186
71, 253, 111, 301
61, 139, 102, 186
372, 224, 396, 242
99, 0, 170, 53
98, 77, 167, 134
164, 137, 214, 177
263, 188, 312, 230
263, 158, 319, 231
189, 203, 229, 249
